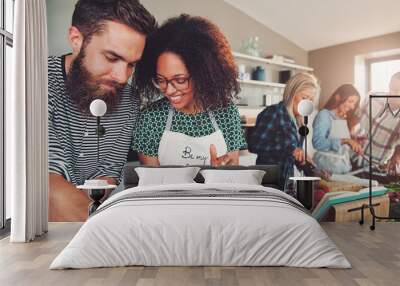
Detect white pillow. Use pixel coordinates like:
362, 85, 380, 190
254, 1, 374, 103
135, 167, 200, 186
200, 169, 266, 185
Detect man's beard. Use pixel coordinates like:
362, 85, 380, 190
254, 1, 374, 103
66, 50, 125, 114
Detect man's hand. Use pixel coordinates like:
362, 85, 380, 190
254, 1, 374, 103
209, 144, 239, 166
385, 146, 400, 176
386, 155, 400, 176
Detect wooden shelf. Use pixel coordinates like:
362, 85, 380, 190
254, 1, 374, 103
233, 51, 313, 72
238, 79, 285, 88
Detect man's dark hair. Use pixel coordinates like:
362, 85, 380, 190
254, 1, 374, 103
135, 14, 240, 110
72, 0, 157, 44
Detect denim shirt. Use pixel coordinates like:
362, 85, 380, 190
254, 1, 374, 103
312, 109, 342, 152
312, 109, 352, 174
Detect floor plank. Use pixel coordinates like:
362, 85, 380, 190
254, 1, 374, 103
0, 222, 399, 286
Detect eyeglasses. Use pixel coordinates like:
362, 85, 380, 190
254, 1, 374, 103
152, 75, 191, 91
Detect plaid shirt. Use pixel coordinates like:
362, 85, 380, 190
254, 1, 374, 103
354, 98, 400, 167
248, 101, 303, 188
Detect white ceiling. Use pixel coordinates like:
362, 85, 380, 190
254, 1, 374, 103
224, 0, 400, 51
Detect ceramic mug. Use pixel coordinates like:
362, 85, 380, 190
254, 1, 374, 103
238, 64, 246, 80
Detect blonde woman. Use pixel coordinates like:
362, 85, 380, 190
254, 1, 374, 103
248, 73, 320, 189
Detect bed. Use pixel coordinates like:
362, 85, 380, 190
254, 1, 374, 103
50, 165, 351, 269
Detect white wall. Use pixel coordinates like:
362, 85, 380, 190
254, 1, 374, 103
46, 0, 75, 55
46, 0, 308, 65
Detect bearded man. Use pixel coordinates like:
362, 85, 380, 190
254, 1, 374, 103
48, 0, 156, 221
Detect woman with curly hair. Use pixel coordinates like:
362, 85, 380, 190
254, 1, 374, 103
133, 14, 246, 166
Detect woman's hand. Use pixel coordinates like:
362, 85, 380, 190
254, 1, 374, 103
292, 147, 314, 165
341, 138, 363, 155
293, 147, 305, 164
138, 153, 160, 166
210, 144, 239, 166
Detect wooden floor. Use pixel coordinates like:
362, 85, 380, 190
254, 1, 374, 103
1, 222, 400, 286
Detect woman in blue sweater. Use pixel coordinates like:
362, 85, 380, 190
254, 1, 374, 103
312, 84, 362, 174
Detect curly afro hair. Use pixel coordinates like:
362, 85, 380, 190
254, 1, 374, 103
135, 14, 240, 110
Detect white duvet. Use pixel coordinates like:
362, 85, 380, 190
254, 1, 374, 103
50, 183, 351, 269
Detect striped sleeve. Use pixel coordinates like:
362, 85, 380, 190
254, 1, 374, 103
91, 93, 140, 183
91, 162, 124, 183
48, 95, 71, 181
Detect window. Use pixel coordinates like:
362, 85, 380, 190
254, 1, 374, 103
1, 0, 14, 233
369, 57, 400, 93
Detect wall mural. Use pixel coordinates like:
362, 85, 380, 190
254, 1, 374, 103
47, 0, 400, 223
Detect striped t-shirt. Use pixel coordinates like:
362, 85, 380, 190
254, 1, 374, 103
48, 55, 140, 185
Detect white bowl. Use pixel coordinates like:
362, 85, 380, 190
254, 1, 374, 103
84, 179, 109, 187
